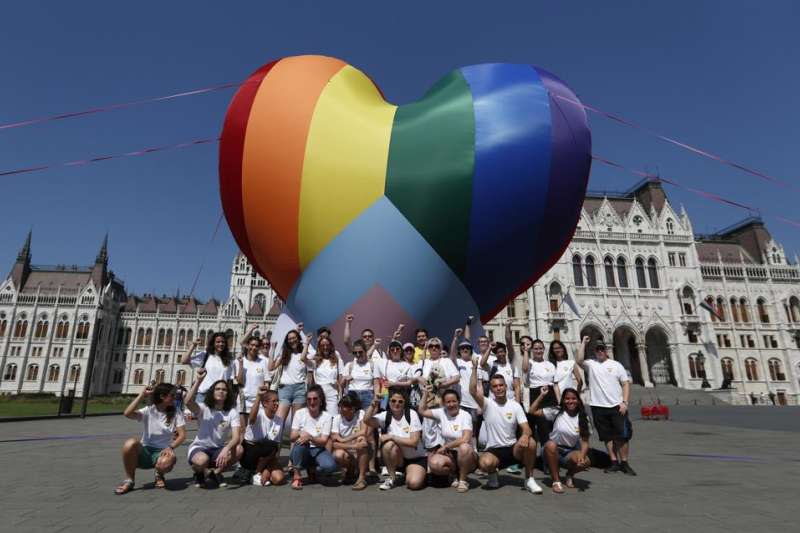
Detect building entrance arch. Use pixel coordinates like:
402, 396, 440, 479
645, 328, 674, 385
612, 326, 642, 384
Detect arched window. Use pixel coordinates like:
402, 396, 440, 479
156, 354, 162, 363
163, 354, 169, 364
133, 369, 145, 385
548, 282, 562, 312
635, 258, 647, 288
34, 317, 49, 338
688, 355, 698, 379
682, 287, 695, 315
585, 256, 597, 287
768, 358, 785, 381
647, 258, 659, 289
790, 297, 800, 323
144, 328, 153, 346
3, 364, 18, 381
757, 298, 770, 323
199, 330, 207, 345
720, 358, 734, 381
25, 364, 39, 381
666, 218, 675, 235
47, 364, 60, 382
739, 298, 749, 323
176, 369, 186, 386
254, 293, 267, 310
0, 319, 6, 337
572, 255, 584, 287
68, 365, 81, 383
75, 317, 90, 340
165, 329, 173, 347
616, 257, 628, 288
56, 317, 69, 339
706, 296, 717, 321
154, 369, 166, 384
729, 297, 739, 322
136, 328, 145, 345
178, 329, 186, 347
157, 328, 165, 346
604, 257, 616, 288
13, 315, 28, 338
186, 329, 194, 344
716, 297, 727, 321
744, 358, 759, 381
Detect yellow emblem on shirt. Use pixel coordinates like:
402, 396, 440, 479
505, 412, 513, 420
452, 424, 460, 431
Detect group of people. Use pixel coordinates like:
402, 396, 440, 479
115, 315, 636, 495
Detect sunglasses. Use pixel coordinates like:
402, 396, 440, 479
429, 345, 442, 349
389, 399, 405, 405
353, 350, 365, 356
362, 333, 374, 338
404, 348, 414, 352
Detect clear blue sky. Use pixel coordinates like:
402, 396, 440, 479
2, 1, 798, 300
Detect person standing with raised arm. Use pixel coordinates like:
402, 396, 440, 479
181, 332, 234, 405
114, 383, 186, 494
469, 356, 541, 493
575, 336, 636, 476
522, 338, 557, 445
479, 341, 520, 403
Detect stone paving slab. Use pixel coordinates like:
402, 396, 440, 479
0, 409, 797, 532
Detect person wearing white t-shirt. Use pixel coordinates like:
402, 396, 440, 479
269, 326, 309, 428
235, 333, 270, 424
185, 368, 243, 489
289, 384, 336, 490
451, 337, 482, 434
181, 333, 235, 405
522, 338, 557, 444
469, 357, 541, 494
331, 392, 369, 491
576, 336, 635, 476
115, 383, 186, 495
242, 387, 285, 487
479, 342, 521, 403
418, 387, 477, 493
364, 390, 427, 491
308, 336, 344, 415
343, 340, 380, 408
530, 386, 591, 494
549, 340, 583, 395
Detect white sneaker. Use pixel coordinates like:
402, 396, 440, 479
252, 473, 261, 485
380, 466, 389, 478
379, 478, 395, 491
487, 472, 499, 489
525, 477, 543, 494
451, 479, 460, 488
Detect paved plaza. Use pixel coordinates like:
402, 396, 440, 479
1, 406, 797, 533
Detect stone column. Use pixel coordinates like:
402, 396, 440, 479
636, 343, 654, 388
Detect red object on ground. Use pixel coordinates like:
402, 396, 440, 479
655, 404, 670, 419
640, 406, 653, 418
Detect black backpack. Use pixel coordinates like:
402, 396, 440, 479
383, 407, 412, 435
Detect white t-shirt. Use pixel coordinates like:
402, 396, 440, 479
422, 416, 444, 449
191, 404, 240, 449
420, 357, 459, 383
583, 359, 629, 407
429, 407, 473, 443
278, 351, 309, 385
189, 352, 235, 394
372, 410, 425, 459
481, 397, 527, 449
555, 360, 578, 392
345, 360, 376, 391
312, 357, 344, 386
369, 347, 387, 363
244, 407, 283, 443
544, 408, 582, 448
527, 359, 556, 388
380, 360, 412, 384
235, 356, 270, 399
138, 405, 186, 449
482, 356, 518, 399
455, 356, 479, 409
332, 409, 364, 439
290, 408, 332, 448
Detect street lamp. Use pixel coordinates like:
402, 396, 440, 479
696, 352, 711, 389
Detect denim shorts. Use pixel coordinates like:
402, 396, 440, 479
277, 382, 307, 406
557, 444, 581, 466
353, 390, 374, 409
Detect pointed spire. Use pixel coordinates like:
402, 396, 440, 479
96, 234, 108, 264
17, 230, 31, 262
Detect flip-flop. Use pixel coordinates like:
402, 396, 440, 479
552, 481, 565, 494
154, 473, 166, 489
114, 479, 134, 495
352, 479, 367, 491
291, 478, 303, 490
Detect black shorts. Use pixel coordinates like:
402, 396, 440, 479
591, 406, 633, 443
402, 455, 428, 470
485, 446, 517, 469
241, 439, 279, 470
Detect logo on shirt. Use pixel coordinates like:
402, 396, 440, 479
452, 424, 460, 431
218, 420, 229, 430
256, 368, 263, 374
505, 412, 513, 421
402, 425, 410, 433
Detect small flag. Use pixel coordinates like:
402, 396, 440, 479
699, 299, 723, 321
563, 292, 581, 318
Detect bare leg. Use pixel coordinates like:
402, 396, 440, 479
121, 438, 140, 481
381, 442, 402, 482
514, 440, 537, 478
155, 453, 177, 475
356, 447, 369, 483
617, 440, 629, 462
456, 444, 477, 482
605, 440, 618, 463
190, 451, 210, 475
404, 464, 427, 490
428, 453, 455, 477
478, 452, 499, 474
543, 441, 561, 483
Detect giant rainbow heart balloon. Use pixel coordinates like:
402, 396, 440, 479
220, 55, 590, 346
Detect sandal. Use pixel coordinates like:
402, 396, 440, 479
552, 481, 565, 494
352, 479, 367, 491
154, 472, 166, 489
456, 480, 469, 493
564, 476, 575, 489
115, 479, 134, 495
291, 478, 303, 490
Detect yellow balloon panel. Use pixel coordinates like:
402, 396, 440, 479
298, 65, 397, 269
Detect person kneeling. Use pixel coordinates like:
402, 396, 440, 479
115, 383, 186, 494
331, 392, 370, 490
289, 385, 336, 490
531, 387, 591, 494
364, 389, 427, 491
241, 386, 285, 486
186, 369, 244, 489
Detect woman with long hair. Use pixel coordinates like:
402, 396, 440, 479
364, 388, 427, 491
185, 369, 243, 489
331, 392, 369, 490
522, 338, 557, 445
268, 326, 309, 424
236, 331, 270, 427
418, 387, 477, 493
289, 384, 336, 489
548, 340, 583, 394
180, 332, 234, 405
309, 336, 343, 415
530, 386, 591, 493
115, 383, 186, 494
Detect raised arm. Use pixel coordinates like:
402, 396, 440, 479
573, 365, 584, 392
248, 386, 267, 426
575, 336, 590, 368
521, 342, 531, 374
392, 323, 405, 340
449, 328, 462, 361
185, 368, 207, 417
469, 357, 485, 410
235, 352, 244, 388
503, 319, 516, 359
181, 338, 202, 365
417, 386, 435, 419
479, 342, 493, 370
464, 316, 474, 341
240, 324, 258, 348
363, 395, 381, 428
343, 313, 354, 351
528, 385, 550, 417
123, 385, 151, 420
